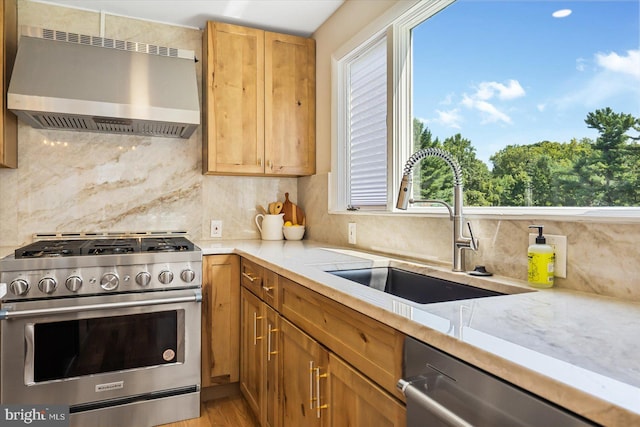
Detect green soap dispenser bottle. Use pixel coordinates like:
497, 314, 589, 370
527, 225, 555, 288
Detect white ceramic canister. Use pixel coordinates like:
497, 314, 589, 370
255, 213, 284, 240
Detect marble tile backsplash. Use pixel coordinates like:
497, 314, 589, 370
0, 0, 297, 247
299, 174, 640, 301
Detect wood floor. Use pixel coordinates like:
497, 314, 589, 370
157, 395, 259, 427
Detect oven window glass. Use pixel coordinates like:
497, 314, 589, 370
33, 311, 179, 382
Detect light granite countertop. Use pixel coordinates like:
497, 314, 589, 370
198, 239, 640, 426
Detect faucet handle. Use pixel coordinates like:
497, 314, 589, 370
467, 222, 479, 251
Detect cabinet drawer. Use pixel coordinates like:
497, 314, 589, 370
280, 278, 405, 400
241, 258, 280, 308
241, 258, 264, 296
262, 269, 280, 310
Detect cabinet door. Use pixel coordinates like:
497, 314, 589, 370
264, 32, 315, 176
280, 277, 405, 401
240, 288, 264, 419
201, 255, 240, 387
280, 318, 328, 427
0, 0, 17, 169
264, 305, 280, 427
203, 22, 264, 175
329, 353, 406, 427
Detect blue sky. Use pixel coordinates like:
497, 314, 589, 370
413, 0, 640, 166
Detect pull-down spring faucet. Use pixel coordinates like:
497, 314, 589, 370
396, 148, 478, 272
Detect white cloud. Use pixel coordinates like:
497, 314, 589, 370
552, 9, 572, 18
462, 94, 512, 124
554, 49, 640, 111
576, 57, 586, 72
595, 49, 640, 79
475, 79, 525, 101
433, 109, 462, 129
537, 104, 546, 112
439, 93, 455, 106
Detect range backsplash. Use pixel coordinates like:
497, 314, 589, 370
0, 0, 297, 247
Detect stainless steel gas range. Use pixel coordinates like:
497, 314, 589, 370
0, 234, 202, 427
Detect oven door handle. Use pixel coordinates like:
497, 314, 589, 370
0, 289, 202, 320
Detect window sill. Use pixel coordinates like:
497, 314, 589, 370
329, 207, 640, 223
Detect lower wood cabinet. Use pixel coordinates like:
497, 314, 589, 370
240, 258, 406, 427
280, 317, 328, 426
328, 353, 405, 426
240, 287, 264, 417
202, 254, 240, 388
280, 317, 405, 427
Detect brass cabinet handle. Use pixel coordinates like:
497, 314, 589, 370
242, 272, 258, 282
253, 312, 264, 345
315, 366, 329, 418
267, 323, 278, 361
309, 361, 316, 410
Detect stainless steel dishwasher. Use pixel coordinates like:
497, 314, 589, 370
397, 337, 597, 427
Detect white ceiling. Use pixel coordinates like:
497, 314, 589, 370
33, 0, 345, 36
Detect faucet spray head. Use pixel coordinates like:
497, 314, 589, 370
396, 174, 412, 210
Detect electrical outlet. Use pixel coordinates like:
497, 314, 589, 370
211, 220, 222, 238
529, 233, 567, 278
348, 223, 356, 244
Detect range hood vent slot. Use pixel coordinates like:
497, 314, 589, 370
38, 27, 182, 58
8, 27, 200, 139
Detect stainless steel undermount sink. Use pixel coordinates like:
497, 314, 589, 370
327, 267, 503, 304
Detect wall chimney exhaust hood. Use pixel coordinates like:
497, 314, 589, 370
8, 27, 200, 139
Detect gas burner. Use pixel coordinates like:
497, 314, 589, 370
15, 240, 85, 259
141, 237, 194, 253
82, 238, 139, 256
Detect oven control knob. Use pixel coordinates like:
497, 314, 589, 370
100, 273, 119, 291
9, 279, 29, 296
136, 271, 152, 287
158, 270, 174, 285
38, 277, 57, 294
65, 276, 83, 292
180, 269, 195, 283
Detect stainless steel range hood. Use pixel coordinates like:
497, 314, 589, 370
8, 27, 200, 139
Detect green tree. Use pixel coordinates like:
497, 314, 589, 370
412, 119, 492, 206
579, 108, 640, 206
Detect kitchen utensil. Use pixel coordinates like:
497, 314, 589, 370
255, 213, 284, 240
257, 205, 268, 215
268, 201, 283, 215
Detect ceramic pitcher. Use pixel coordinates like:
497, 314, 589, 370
255, 213, 284, 240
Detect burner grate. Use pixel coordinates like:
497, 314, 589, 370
14, 237, 196, 259
141, 237, 194, 253
15, 240, 86, 258
82, 239, 139, 255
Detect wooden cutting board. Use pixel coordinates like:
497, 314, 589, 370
282, 192, 294, 223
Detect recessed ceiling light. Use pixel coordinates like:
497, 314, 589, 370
552, 9, 572, 18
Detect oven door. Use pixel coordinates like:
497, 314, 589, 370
0, 288, 201, 409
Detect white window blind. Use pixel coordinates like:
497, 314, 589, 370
348, 37, 387, 208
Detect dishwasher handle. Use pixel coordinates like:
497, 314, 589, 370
398, 378, 474, 427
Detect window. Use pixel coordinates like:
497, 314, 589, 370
334, 0, 640, 216
346, 37, 387, 208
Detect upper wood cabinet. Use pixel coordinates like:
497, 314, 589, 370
0, 0, 17, 169
202, 21, 315, 176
